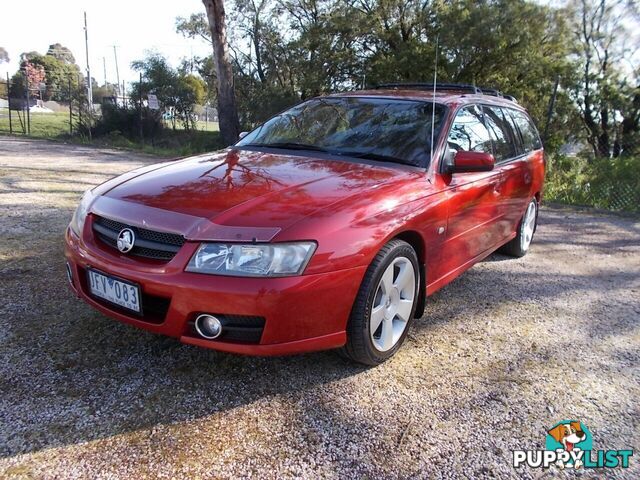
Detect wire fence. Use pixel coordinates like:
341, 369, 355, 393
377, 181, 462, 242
545, 150, 640, 213
0, 74, 87, 136
547, 180, 640, 213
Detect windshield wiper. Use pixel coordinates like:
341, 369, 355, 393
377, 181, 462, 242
241, 142, 332, 153
334, 150, 415, 166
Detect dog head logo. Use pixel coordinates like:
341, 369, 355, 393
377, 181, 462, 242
545, 421, 592, 454
514, 420, 633, 470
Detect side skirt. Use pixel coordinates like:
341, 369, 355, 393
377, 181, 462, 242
426, 232, 517, 296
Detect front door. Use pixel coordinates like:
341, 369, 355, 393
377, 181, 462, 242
435, 104, 504, 280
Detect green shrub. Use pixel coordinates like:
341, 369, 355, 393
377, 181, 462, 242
545, 155, 640, 213
92, 103, 163, 141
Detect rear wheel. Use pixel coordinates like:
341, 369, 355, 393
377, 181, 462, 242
500, 198, 538, 257
341, 239, 419, 366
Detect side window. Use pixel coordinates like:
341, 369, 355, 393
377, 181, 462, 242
511, 110, 542, 152
503, 108, 525, 156
446, 105, 493, 154
483, 105, 517, 162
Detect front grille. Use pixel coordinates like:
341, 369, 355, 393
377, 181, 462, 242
93, 215, 185, 261
78, 267, 170, 324
188, 314, 266, 344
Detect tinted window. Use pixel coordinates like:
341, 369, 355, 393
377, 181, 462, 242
446, 105, 493, 154
510, 110, 542, 152
237, 97, 447, 167
504, 108, 525, 156
483, 106, 518, 162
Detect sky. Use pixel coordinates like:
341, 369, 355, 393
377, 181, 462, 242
1, 0, 211, 86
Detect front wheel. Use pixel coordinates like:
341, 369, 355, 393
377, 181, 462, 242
500, 198, 538, 257
341, 239, 419, 366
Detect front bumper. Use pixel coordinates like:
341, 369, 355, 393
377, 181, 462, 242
64, 225, 366, 356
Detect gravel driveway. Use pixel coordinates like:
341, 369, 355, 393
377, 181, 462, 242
0, 136, 638, 479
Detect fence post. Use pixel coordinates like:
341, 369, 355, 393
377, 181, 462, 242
68, 77, 72, 136
139, 72, 143, 143
6, 73, 12, 134
25, 71, 31, 135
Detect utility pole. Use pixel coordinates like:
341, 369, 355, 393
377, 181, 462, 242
113, 45, 121, 95
83, 11, 93, 110
103, 56, 107, 87
6, 73, 12, 134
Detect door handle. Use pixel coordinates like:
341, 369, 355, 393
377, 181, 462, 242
493, 174, 503, 195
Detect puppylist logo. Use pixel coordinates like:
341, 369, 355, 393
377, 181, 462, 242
513, 420, 633, 470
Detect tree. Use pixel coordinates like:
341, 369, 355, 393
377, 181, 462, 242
182, 74, 207, 105
132, 52, 207, 130
176, 0, 640, 154
17, 47, 82, 102
46, 43, 76, 64
568, 0, 640, 157
92, 82, 118, 103
0, 47, 9, 64
202, 0, 241, 145
24, 61, 46, 97
176, 13, 212, 45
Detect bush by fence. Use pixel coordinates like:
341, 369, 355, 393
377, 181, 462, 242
545, 154, 640, 213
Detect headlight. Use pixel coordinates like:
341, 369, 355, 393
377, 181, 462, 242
186, 242, 316, 277
69, 190, 95, 236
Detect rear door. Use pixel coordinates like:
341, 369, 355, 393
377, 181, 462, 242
482, 105, 531, 240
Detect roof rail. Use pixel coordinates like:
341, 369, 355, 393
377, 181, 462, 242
375, 83, 482, 94
479, 88, 503, 97
373, 82, 518, 103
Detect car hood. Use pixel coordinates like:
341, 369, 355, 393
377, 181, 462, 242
92, 148, 423, 241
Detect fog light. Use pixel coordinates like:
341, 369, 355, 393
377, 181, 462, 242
66, 262, 73, 285
195, 314, 223, 340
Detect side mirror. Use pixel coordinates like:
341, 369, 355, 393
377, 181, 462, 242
238, 131, 249, 140
449, 151, 495, 173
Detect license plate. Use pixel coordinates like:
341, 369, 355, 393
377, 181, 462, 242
87, 269, 141, 313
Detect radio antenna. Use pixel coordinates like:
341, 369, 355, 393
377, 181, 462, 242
429, 35, 440, 169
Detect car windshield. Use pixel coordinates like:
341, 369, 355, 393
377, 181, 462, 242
236, 97, 447, 167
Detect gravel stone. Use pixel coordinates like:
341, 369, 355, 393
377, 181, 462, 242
0, 137, 638, 479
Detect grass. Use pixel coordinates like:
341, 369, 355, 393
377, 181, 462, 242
0, 109, 225, 157
87, 129, 226, 157
0, 111, 71, 137
162, 119, 220, 132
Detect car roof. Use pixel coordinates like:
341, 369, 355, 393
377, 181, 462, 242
330, 89, 528, 112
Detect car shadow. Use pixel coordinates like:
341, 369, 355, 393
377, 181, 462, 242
1, 194, 638, 461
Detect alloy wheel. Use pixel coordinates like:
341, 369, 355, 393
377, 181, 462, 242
370, 257, 416, 352
520, 200, 537, 251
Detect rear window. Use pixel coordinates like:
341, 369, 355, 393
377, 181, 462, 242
483, 105, 518, 162
510, 110, 542, 152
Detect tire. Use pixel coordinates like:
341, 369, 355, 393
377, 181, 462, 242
340, 239, 419, 366
500, 197, 538, 258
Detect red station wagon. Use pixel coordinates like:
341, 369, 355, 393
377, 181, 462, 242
65, 83, 544, 365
